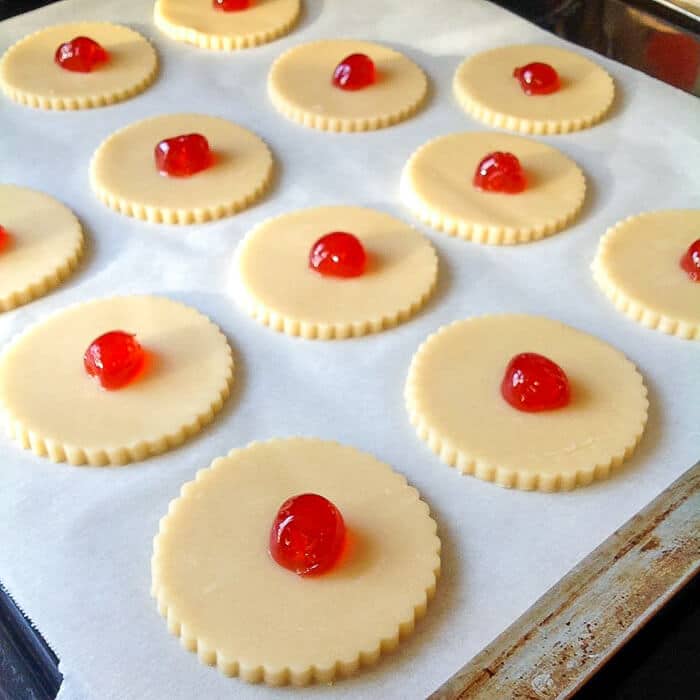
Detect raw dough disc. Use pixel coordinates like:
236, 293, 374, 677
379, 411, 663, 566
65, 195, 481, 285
154, 0, 300, 51
233, 206, 438, 339
453, 44, 615, 134
0, 22, 158, 110
593, 210, 700, 340
90, 113, 273, 224
151, 437, 441, 686
268, 39, 427, 131
400, 131, 585, 244
405, 315, 648, 491
0, 295, 233, 465
0, 185, 84, 311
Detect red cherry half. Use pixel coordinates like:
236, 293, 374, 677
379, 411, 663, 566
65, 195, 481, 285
680, 239, 700, 282
0, 226, 10, 253
309, 232, 367, 278
84, 331, 145, 390
213, 0, 251, 10
154, 134, 212, 177
332, 53, 376, 91
55, 36, 109, 73
269, 493, 346, 576
473, 152, 526, 194
501, 352, 571, 412
513, 62, 560, 95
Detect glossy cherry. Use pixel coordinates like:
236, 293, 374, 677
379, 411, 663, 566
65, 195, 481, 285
513, 62, 560, 95
309, 231, 367, 278
213, 0, 251, 10
473, 152, 526, 194
84, 331, 145, 390
680, 239, 700, 282
0, 226, 9, 252
54, 36, 109, 73
501, 352, 571, 412
269, 493, 346, 576
154, 134, 212, 177
332, 53, 376, 91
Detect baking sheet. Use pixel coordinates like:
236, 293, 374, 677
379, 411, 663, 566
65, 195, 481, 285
0, 1, 698, 698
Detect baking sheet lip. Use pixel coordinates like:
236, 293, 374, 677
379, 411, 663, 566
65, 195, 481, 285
431, 459, 700, 699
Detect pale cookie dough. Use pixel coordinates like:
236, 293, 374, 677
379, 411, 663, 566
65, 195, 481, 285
593, 210, 700, 340
405, 315, 648, 491
0, 295, 233, 465
90, 113, 273, 224
0, 22, 157, 110
154, 0, 300, 50
151, 437, 441, 686
233, 206, 438, 339
400, 131, 585, 244
0, 185, 84, 311
268, 39, 427, 131
453, 44, 615, 134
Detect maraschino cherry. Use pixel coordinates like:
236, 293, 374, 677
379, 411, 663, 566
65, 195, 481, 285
309, 232, 367, 278
501, 352, 571, 412
513, 62, 560, 95
269, 493, 346, 576
0, 226, 10, 253
332, 53, 376, 90
155, 134, 212, 177
473, 152, 526, 194
680, 239, 700, 282
55, 36, 109, 73
213, 0, 251, 10
84, 331, 145, 390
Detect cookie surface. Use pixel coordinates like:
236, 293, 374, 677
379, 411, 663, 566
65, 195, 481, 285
154, 0, 300, 50
0, 185, 84, 310
0, 22, 157, 110
406, 315, 648, 491
233, 206, 438, 338
0, 295, 233, 465
268, 39, 427, 131
593, 210, 700, 340
453, 44, 614, 134
90, 113, 273, 224
152, 437, 440, 685
400, 132, 585, 244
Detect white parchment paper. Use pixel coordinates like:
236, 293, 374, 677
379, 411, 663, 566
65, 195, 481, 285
1, 1, 699, 698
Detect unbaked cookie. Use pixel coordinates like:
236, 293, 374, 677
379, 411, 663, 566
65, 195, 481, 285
154, 0, 300, 51
0, 295, 233, 465
400, 131, 585, 244
268, 39, 427, 131
0, 22, 157, 110
0, 185, 84, 311
232, 206, 438, 338
593, 210, 700, 340
90, 113, 273, 224
453, 44, 614, 134
405, 315, 648, 491
151, 437, 440, 685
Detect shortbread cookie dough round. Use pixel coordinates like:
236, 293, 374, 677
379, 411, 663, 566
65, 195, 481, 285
152, 437, 441, 686
593, 210, 700, 340
90, 113, 273, 224
154, 0, 300, 50
0, 22, 157, 110
0, 295, 233, 465
268, 39, 427, 131
454, 44, 614, 134
0, 185, 83, 311
401, 132, 585, 244
233, 206, 438, 338
405, 315, 648, 491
